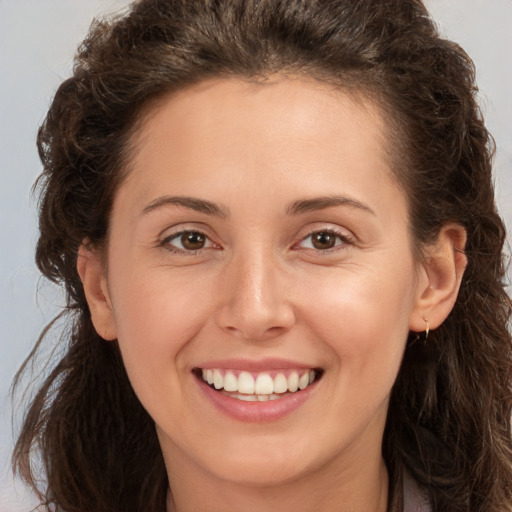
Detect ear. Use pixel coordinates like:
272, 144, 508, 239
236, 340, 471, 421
77, 242, 117, 341
409, 223, 467, 333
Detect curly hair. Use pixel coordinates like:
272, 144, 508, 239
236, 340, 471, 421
12, 1, 512, 511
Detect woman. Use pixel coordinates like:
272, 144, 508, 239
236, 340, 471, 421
12, 0, 512, 510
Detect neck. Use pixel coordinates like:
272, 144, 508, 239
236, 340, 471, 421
164, 449, 389, 512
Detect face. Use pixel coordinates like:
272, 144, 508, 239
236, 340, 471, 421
94, 78, 427, 487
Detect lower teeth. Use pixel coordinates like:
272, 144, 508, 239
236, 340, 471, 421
220, 390, 292, 402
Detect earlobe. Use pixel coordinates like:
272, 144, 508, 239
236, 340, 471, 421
77, 242, 117, 341
409, 224, 467, 333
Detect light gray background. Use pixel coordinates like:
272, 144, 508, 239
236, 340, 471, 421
1, 1, 511, 510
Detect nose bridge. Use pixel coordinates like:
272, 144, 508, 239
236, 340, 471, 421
240, 249, 272, 310
216, 243, 294, 339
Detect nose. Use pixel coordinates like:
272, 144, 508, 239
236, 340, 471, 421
215, 249, 296, 341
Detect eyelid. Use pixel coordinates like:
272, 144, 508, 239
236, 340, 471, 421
162, 230, 212, 245
159, 225, 220, 254
158, 220, 218, 243
157, 223, 355, 255
294, 226, 356, 251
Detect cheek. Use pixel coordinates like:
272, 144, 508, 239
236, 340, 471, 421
298, 268, 414, 442
108, 266, 212, 383
299, 260, 415, 375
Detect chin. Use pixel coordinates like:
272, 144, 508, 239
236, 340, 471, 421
209, 457, 313, 488
196, 433, 331, 488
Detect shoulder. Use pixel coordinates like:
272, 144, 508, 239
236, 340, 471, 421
403, 472, 431, 512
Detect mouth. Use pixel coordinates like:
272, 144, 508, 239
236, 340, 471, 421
193, 367, 323, 402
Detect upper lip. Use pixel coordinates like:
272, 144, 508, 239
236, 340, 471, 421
196, 358, 318, 372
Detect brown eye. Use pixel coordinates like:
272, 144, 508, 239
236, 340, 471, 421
311, 232, 337, 250
298, 230, 350, 252
180, 231, 206, 250
163, 230, 213, 253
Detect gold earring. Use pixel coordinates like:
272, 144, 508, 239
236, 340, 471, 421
409, 318, 430, 347
423, 318, 430, 341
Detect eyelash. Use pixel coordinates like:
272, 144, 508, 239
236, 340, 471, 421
160, 228, 354, 255
296, 229, 354, 253
160, 230, 217, 255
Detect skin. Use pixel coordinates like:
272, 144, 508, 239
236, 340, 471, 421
78, 77, 466, 511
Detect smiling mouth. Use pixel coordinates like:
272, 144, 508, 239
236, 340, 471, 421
194, 368, 323, 402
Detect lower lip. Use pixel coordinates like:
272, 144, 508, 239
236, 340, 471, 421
196, 377, 318, 422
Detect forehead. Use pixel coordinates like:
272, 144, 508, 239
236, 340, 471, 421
135, 77, 387, 146
134, 77, 390, 160
119, 77, 405, 218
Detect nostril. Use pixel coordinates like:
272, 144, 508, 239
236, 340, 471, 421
217, 316, 296, 342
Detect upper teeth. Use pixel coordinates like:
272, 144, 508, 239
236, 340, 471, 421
201, 369, 316, 395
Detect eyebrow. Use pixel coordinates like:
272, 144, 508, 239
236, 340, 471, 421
286, 195, 375, 216
141, 194, 374, 218
141, 196, 229, 218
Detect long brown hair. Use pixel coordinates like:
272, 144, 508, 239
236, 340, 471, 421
13, 1, 512, 510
